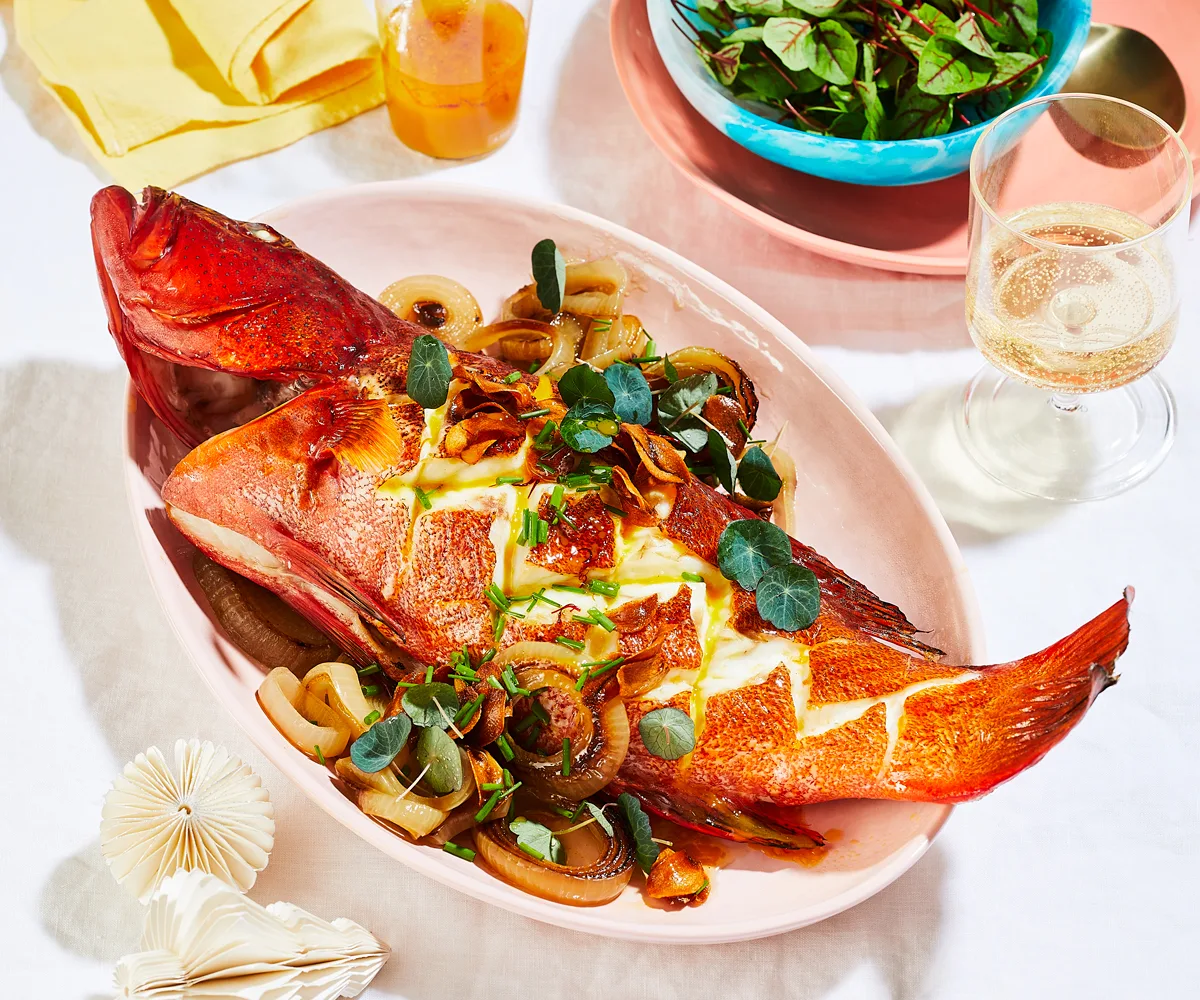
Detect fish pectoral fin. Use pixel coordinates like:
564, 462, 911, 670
325, 397, 404, 475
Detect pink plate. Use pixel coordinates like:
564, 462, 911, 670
123, 181, 983, 943
610, 0, 1200, 276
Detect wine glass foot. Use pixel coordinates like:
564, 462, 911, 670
956, 369, 1176, 502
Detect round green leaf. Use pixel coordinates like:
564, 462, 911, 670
617, 792, 659, 874
657, 372, 717, 453
559, 364, 614, 408
716, 518, 793, 591
509, 817, 565, 863
707, 429, 737, 494
350, 714, 412, 773
531, 239, 566, 314
401, 682, 460, 729
755, 563, 821, 631
737, 446, 783, 501
416, 725, 463, 794
800, 19, 858, 86
604, 363, 653, 425
406, 334, 453, 409
638, 707, 696, 761
584, 801, 614, 837
762, 17, 813, 72
560, 400, 620, 453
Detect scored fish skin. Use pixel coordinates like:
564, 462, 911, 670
94, 186, 1130, 846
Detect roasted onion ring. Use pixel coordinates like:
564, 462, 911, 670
474, 808, 634, 906
378, 274, 482, 348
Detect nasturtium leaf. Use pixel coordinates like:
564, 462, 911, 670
531, 239, 566, 314
716, 518, 793, 591
350, 714, 412, 773
737, 446, 783, 501
800, 19, 857, 85
406, 334, 453, 409
786, 0, 845, 14
723, 25, 765, 44
658, 372, 718, 428
416, 725, 463, 794
604, 363, 653, 425
559, 363, 615, 408
584, 801, 614, 837
727, 0, 785, 14
707, 429, 737, 494
888, 86, 954, 138
755, 563, 821, 631
663, 356, 680, 383
560, 400, 621, 453
918, 36, 993, 95
402, 682, 460, 729
976, 0, 1037, 48
762, 17, 813, 72
617, 792, 660, 874
638, 707, 696, 761
954, 12, 998, 57
510, 817, 565, 862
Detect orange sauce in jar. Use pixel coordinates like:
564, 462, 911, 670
379, 0, 529, 159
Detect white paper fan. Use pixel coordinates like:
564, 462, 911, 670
114, 870, 390, 1000
101, 739, 275, 902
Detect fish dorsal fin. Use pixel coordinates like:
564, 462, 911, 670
327, 397, 403, 475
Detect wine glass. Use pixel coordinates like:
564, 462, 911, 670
959, 94, 1193, 502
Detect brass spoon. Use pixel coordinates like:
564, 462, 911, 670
1063, 23, 1186, 132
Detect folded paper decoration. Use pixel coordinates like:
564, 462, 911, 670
114, 870, 390, 1000
14, 0, 385, 188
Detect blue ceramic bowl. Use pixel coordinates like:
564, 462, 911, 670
648, 0, 1092, 187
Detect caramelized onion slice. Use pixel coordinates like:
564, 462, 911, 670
534, 314, 585, 379
509, 668, 629, 800
360, 789, 448, 839
562, 258, 628, 318
645, 346, 759, 428
378, 275, 482, 348
257, 667, 350, 760
335, 756, 404, 795
194, 554, 336, 675
769, 445, 797, 537
474, 811, 633, 906
303, 661, 386, 738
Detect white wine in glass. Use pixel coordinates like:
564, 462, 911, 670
960, 96, 1192, 502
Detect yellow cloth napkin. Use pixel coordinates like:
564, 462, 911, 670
15, 0, 386, 189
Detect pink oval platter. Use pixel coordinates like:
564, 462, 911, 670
124, 181, 982, 942
610, 0, 1200, 275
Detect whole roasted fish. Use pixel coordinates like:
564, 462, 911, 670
93, 186, 1129, 849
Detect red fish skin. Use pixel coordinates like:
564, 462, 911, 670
95, 187, 1132, 839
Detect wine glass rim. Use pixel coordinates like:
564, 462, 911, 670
969, 92, 1194, 254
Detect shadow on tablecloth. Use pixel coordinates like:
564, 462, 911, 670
4, 359, 949, 997
550, 0, 970, 354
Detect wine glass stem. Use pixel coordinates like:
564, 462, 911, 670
1050, 392, 1083, 414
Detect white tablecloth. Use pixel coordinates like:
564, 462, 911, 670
2, 3, 1196, 997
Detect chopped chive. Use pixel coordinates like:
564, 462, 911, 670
681, 571, 705, 583
555, 636, 585, 651
363, 710, 382, 726
737, 418, 751, 436
552, 803, 577, 819
562, 738, 572, 776
533, 420, 557, 451
414, 485, 435, 510
502, 370, 522, 384
514, 711, 540, 733
550, 484, 565, 509
391, 681, 422, 688
454, 692, 486, 726
518, 842, 545, 860
479, 648, 497, 665
495, 475, 525, 485
357, 663, 381, 676
642, 338, 657, 358
560, 474, 591, 489
360, 684, 381, 697
553, 584, 589, 594
475, 789, 504, 822
529, 360, 541, 373
495, 734, 515, 761
487, 675, 504, 690
503, 768, 513, 786
715, 385, 734, 395
530, 700, 551, 725
588, 465, 613, 483
593, 612, 616, 632
604, 504, 627, 519
588, 579, 619, 597
314, 745, 326, 765
484, 583, 511, 610
443, 841, 477, 862
536, 519, 549, 545
574, 669, 590, 691
481, 781, 503, 791
518, 408, 551, 420
631, 355, 661, 365
501, 666, 519, 696
556, 511, 577, 531
592, 318, 614, 334
493, 613, 506, 642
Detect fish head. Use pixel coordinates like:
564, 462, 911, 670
91, 186, 415, 445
